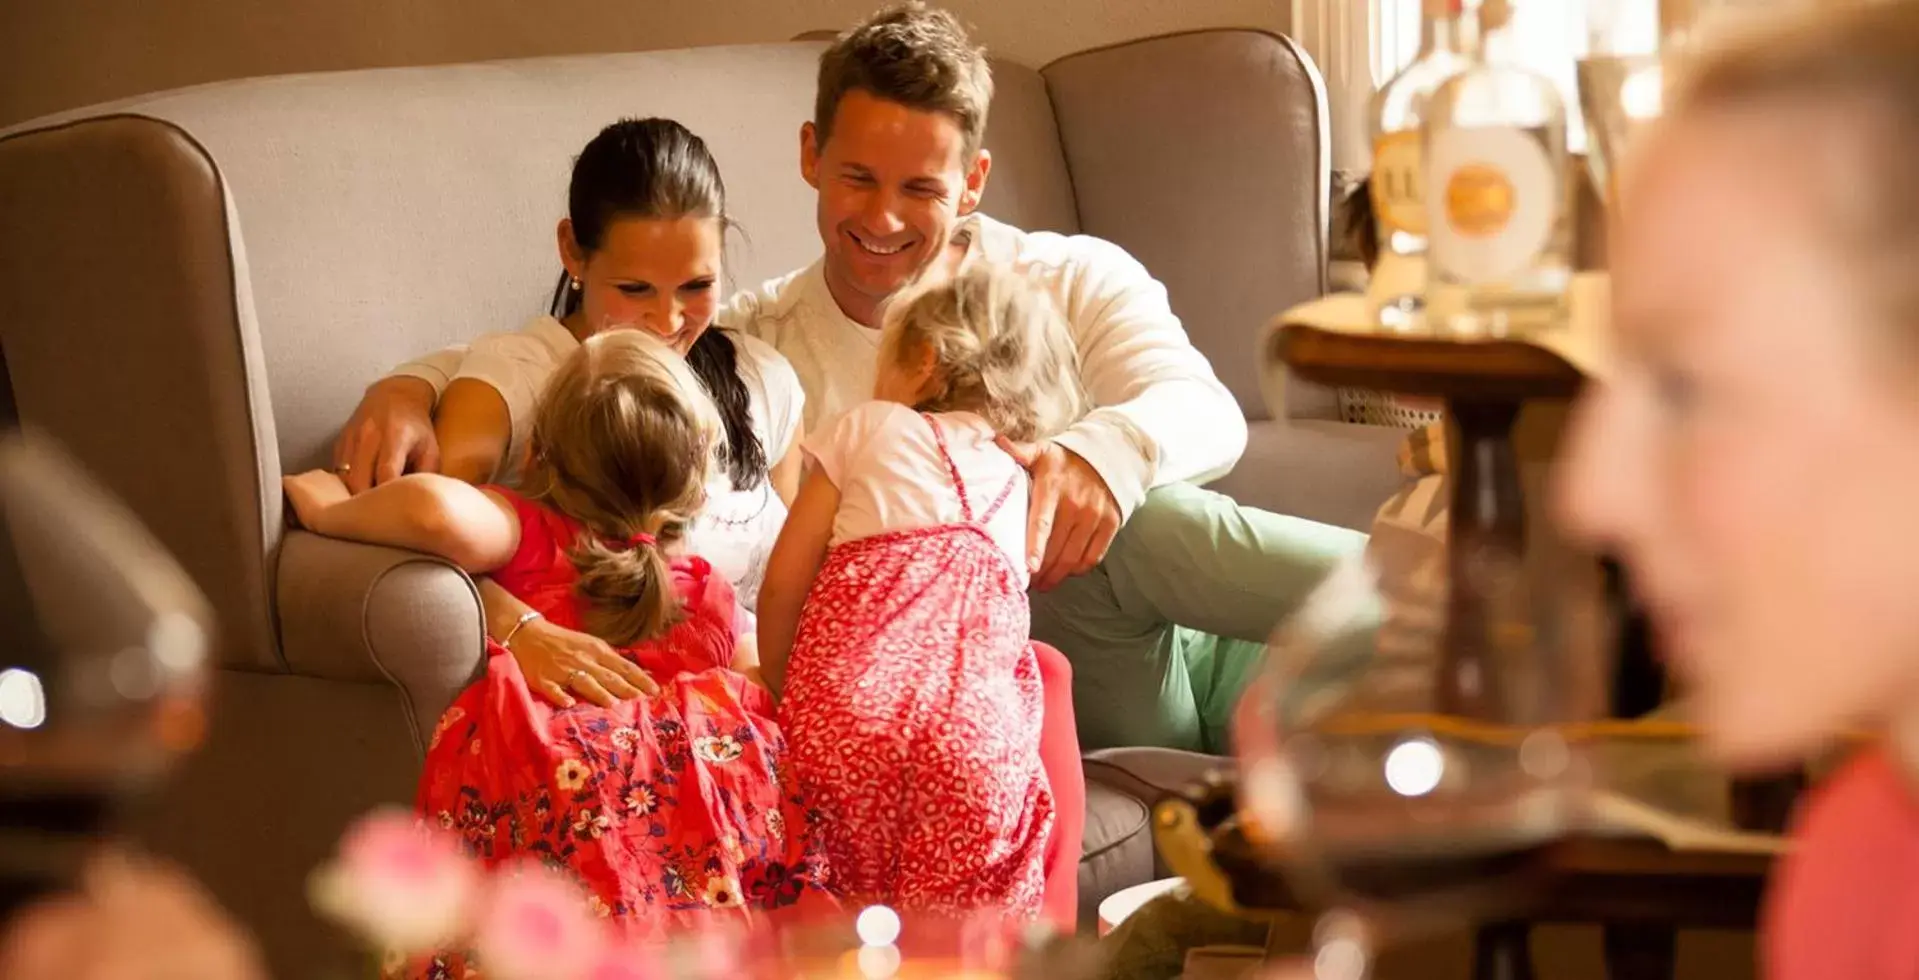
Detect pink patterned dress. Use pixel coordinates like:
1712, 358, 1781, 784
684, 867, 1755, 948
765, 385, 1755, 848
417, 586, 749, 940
413, 489, 832, 969
780, 415, 1053, 917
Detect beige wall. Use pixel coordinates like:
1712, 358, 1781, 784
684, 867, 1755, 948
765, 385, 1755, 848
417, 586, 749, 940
0, 0, 1292, 129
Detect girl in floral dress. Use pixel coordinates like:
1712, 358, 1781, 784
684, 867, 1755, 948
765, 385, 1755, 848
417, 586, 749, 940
756, 264, 1087, 918
284, 332, 831, 962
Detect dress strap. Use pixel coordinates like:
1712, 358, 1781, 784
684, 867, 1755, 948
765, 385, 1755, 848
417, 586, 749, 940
922, 413, 975, 524
977, 474, 1019, 526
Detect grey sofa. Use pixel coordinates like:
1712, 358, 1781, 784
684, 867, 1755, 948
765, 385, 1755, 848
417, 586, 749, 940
0, 30, 1399, 976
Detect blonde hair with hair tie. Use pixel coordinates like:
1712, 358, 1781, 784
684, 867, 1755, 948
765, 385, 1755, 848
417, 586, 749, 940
519, 331, 721, 647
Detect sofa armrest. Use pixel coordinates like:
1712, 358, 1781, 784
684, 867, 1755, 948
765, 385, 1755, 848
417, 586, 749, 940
1076, 748, 1227, 922
1085, 747, 1227, 805
275, 529, 487, 754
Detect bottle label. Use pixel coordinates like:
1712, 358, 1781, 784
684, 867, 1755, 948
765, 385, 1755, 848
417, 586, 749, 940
1371, 131, 1428, 237
1427, 126, 1559, 284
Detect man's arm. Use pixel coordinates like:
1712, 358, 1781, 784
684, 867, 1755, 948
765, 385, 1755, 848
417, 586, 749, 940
1008, 236, 1249, 590
1054, 238, 1248, 519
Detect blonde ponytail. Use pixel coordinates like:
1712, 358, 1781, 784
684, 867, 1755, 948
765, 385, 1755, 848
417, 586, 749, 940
569, 534, 683, 648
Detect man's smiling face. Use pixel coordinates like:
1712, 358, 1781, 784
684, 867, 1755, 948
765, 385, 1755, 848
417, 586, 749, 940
801, 88, 989, 326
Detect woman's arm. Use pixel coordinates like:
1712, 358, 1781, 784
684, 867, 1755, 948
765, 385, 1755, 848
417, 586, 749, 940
756, 468, 840, 697
434, 378, 514, 485
282, 470, 519, 573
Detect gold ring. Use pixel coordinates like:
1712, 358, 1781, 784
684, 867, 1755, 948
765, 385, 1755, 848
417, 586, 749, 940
336, 463, 352, 475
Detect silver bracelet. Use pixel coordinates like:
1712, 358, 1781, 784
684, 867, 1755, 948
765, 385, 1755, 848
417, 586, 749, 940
500, 609, 542, 648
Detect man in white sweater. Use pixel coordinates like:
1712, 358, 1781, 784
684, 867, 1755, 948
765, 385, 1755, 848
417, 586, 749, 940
334, 3, 1364, 752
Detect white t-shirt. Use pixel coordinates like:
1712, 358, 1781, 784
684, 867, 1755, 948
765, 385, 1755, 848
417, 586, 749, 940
730, 213, 1248, 521
802, 403, 1029, 590
391, 318, 803, 609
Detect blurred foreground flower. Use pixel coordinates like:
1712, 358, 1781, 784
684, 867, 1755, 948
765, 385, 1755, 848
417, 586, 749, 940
473, 862, 604, 980
309, 808, 479, 954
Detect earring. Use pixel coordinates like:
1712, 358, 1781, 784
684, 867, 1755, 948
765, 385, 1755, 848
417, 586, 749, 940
568, 277, 582, 291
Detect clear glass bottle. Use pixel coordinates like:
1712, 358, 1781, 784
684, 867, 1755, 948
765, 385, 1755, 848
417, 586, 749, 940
1367, 0, 1472, 331
1422, 0, 1574, 339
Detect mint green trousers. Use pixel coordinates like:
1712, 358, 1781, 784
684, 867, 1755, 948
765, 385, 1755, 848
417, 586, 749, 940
1029, 483, 1368, 753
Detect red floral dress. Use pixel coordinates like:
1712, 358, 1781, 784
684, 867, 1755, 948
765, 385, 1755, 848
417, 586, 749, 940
780, 416, 1053, 918
415, 490, 832, 952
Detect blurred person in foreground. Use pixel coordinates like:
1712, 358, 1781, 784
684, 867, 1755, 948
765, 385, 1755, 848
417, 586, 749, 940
1558, 3, 1919, 977
0, 852, 266, 980
1118, 4, 1919, 977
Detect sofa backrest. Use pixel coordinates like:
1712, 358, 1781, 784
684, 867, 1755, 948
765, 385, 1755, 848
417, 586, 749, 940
1044, 30, 1332, 423
51, 43, 1080, 472
0, 34, 1331, 669
0, 42, 1078, 668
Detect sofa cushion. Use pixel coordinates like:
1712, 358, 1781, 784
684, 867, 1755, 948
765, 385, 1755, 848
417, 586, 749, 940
1079, 747, 1231, 927
1079, 779, 1153, 928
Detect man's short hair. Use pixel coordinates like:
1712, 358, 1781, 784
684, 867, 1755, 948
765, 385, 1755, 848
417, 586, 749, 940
814, 3, 994, 157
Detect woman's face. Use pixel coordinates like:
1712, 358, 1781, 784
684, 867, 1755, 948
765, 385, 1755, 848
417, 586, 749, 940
561, 215, 722, 354
1556, 106, 1919, 768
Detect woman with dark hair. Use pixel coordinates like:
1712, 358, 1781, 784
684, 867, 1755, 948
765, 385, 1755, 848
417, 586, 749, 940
383, 118, 805, 710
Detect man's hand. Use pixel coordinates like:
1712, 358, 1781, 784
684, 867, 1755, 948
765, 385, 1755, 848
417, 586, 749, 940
332, 376, 441, 494
997, 436, 1121, 592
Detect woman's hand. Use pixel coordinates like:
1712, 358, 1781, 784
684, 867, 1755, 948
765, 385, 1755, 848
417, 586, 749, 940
333, 376, 441, 495
509, 616, 658, 708
282, 469, 351, 529
0, 851, 267, 980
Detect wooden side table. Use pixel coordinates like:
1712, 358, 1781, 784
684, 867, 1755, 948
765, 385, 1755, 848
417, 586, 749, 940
1154, 774, 1776, 980
1267, 325, 1584, 719
1237, 314, 1794, 979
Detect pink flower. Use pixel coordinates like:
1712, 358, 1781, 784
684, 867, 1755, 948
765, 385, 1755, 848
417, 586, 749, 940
473, 863, 604, 980
309, 808, 478, 953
